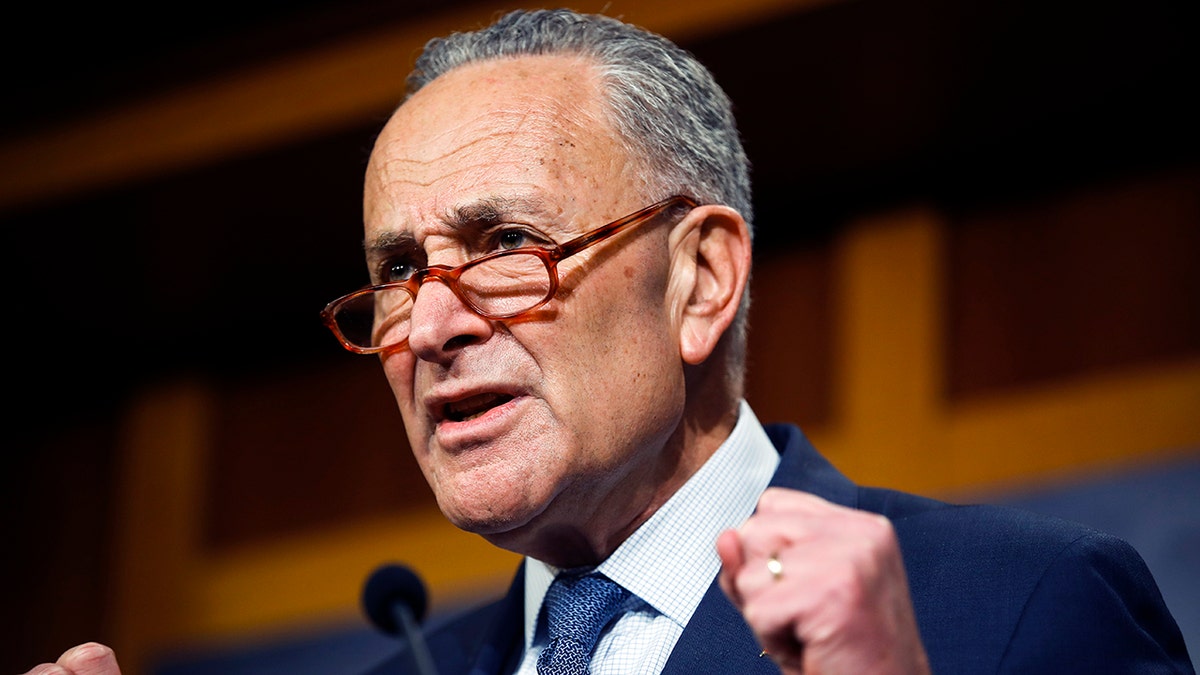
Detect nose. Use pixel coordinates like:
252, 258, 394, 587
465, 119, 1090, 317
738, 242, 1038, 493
406, 277, 495, 362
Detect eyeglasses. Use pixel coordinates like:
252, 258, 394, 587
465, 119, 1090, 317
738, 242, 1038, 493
321, 195, 698, 354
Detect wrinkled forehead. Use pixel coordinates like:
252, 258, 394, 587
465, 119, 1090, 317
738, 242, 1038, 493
376, 56, 614, 163
363, 55, 645, 237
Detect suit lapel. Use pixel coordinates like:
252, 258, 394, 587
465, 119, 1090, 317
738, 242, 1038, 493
662, 424, 858, 674
763, 423, 858, 508
661, 579, 781, 675
463, 564, 526, 675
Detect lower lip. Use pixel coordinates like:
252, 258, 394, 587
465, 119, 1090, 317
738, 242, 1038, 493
434, 395, 528, 449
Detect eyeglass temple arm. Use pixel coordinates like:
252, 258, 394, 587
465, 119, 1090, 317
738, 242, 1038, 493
554, 196, 697, 260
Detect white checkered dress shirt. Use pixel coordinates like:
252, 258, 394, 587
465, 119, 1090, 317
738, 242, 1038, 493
515, 401, 780, 674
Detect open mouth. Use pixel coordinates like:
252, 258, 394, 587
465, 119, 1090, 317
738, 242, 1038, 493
443, 392, 514, 422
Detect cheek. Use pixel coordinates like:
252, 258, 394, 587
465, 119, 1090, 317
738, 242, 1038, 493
603, 256, 674, 342
552, 262, 678, 399
379, 352, 421, 421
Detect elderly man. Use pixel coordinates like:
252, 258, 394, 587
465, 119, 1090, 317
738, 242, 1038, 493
27, 8, 1192, 675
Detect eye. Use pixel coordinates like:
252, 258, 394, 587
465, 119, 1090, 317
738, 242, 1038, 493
496, 228, 535, 249
495, 229, 537, 251
381, 258, 419, 283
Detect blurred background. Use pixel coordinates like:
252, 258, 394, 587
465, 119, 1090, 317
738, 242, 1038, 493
2, 0, 1197, 673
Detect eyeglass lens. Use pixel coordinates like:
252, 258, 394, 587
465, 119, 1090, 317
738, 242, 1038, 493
333, 251, 553, 350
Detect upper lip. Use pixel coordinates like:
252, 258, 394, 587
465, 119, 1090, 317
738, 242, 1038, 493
424, 383, 523, 423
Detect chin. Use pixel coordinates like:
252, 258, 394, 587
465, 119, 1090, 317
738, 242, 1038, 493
436, 488, 545, 537
425, 447, 558, 529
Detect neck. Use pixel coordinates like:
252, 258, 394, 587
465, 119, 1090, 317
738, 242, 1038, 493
493, 369, 741, 568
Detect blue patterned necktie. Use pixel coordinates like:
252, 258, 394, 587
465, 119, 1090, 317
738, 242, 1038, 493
536, 572, 630, 675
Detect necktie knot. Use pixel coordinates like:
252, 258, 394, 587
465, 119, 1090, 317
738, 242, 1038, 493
537, 572, 629, 675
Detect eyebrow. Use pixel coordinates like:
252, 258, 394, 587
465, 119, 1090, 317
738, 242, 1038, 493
446, 195, 548, 230
364, 195, 552, 254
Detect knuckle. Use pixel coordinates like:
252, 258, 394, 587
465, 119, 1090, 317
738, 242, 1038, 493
734, 569, 758, 597
742, 600, 762, 627
859, 512, 896, 547
867, 512, 894, 533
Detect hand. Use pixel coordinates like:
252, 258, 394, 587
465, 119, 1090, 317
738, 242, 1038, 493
21, 643, 121, 675
717, 488, 930, 674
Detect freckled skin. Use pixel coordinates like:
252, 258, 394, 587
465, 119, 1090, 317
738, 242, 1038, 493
364, 56, 720, 566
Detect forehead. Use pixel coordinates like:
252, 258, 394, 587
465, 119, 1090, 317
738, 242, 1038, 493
364, 54, 638, 239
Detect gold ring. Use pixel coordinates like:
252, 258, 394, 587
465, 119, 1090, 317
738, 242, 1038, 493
766, 555, 783, 580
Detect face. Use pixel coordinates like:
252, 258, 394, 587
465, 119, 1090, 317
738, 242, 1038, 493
363, 55, 693, 564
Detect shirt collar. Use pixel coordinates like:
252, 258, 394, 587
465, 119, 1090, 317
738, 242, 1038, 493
523, 401, 779, 646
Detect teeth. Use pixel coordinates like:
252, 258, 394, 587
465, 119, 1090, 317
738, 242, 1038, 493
445, 393, 513, 422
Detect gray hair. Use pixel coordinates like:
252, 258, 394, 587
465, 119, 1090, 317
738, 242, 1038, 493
406, 8, 753, 385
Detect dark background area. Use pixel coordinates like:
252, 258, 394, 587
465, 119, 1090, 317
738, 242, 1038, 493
0, 0, 466, 137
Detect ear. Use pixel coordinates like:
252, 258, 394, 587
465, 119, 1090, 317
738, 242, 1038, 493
667, 205, 752, 365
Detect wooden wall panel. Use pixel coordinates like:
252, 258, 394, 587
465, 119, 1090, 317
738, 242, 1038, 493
947, 167, 1200, 397
745, 245, 834, 427
1, 424, 118, 674
205, 361, 430, 550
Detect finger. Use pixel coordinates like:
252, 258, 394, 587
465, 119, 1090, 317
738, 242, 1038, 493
57, 643, 121, 675
735, 511, 808, 564
742, 494, 880, 561
743, 570, 818, 640
716, 528, 746, 605
740, 575, 809, 669
23, 665, 71, 675
732, 545, 800, 606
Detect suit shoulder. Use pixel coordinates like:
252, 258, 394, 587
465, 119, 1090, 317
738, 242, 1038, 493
863, 486, 1151, 594
858, 484, 1115, 553
853, 487, 1193, 672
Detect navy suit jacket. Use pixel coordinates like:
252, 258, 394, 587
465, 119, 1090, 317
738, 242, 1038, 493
364, 424, 1194, 674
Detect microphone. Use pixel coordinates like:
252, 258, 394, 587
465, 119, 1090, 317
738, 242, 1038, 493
362, 563, 440, 675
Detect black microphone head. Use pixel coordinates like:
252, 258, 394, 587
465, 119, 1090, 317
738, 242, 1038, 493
362, 563, 429, 636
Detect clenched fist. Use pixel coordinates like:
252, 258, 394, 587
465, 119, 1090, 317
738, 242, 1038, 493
717, 488, 930, 674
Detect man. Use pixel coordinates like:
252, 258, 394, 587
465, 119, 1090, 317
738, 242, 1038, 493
26, 8, 1192, 675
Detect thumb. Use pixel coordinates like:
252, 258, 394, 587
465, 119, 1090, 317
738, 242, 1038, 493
57, 643, 122, 675
716, 529, 746, 605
